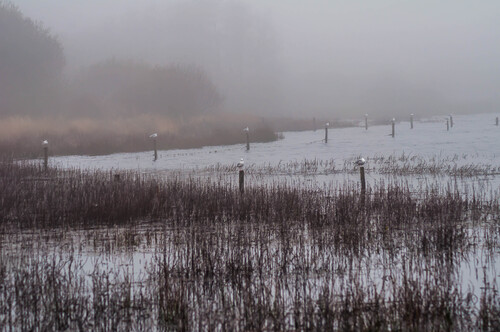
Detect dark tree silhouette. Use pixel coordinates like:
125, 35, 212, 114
69, 60, 223, 117
0, 2, 65, 116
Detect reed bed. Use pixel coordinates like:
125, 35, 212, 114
0, 160, 499, 331
0, 115, 278, 158
200, 153, 499, 178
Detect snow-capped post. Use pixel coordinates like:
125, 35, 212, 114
356, 158, 366, 193
449, 114, 454, 128
496, 117, 498, 126
150, 133, 158, 161
244, 127, 250, 151
365, 114, 368, 130
410, 113, 414, 129
237, 158, 245, 194
391, 118, 395, 138
42, 140, 48, 171
446, 119, 449, 131
325, 122, 329, 143
356, 158, 366, 205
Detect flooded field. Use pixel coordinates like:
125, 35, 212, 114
1, 113, 499, 330
51, 112, 500, 191
51, 113, 499, 171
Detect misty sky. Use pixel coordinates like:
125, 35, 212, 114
10, 0, 500, 118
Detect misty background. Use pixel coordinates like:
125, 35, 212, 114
3, 0, 500, 121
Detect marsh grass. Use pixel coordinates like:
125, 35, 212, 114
0, 160, 499, 330
201, 153, 500, 178
0, 114, 278, 158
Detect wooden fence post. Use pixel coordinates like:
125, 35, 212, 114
42, 140, 48, 171
150, 133, 158, 161
244, 127, 250, 151
325, 122, 329, 143
237, 158, 245, 194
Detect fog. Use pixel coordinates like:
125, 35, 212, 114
9, 0, 500, 119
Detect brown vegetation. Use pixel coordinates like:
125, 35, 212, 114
0, 113, 277, 157
0, 161, 499, 330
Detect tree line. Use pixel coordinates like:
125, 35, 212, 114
0, 3, 222, 119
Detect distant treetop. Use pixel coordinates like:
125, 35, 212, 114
69, 59, 223, 118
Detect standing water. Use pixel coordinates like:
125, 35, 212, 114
1, 112, 499, 330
